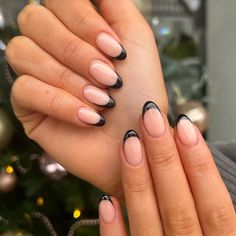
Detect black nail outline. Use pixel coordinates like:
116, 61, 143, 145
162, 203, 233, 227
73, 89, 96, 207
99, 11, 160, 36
111, 72, 123, 89
99, 194, 113, 204
142, 101, 161, 116
124, 130, 140, 142
114, 44, 127, 61
175, 114, 192, 126
94, 115, 106, 127
101, 96, 116, 109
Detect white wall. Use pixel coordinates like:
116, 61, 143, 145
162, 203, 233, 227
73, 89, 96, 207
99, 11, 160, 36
208, 0, 236, 142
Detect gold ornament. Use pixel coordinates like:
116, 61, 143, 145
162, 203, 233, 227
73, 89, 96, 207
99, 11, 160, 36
0, 109, 14, 152
173, 85, 208, 133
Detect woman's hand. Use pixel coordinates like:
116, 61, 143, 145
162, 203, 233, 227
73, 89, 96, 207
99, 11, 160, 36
6, 0, 168, 197
99, 101, 236, 236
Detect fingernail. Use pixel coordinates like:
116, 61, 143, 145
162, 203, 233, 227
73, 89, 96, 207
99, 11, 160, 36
96, 33, 127, 60
89, 60, 123, 88
176, 114, 198, 146
83, 85, 115, 108
123, 130, 143, 166
99, 194, 115, 224
142, 101, 165, 138
78, 107, 105, 126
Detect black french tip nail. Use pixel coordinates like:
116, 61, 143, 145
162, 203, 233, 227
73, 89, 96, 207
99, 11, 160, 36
124, 130, 139, 142
175, 114, 191, 125
100, 194, 113, 204
101, 96, 116, 109
111, 73, 123, 89
142, 101, 161, 116
95, 115, 106, 127
114, 44, 127, 60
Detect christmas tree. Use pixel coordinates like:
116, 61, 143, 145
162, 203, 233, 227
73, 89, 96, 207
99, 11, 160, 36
0, 16, 101, 236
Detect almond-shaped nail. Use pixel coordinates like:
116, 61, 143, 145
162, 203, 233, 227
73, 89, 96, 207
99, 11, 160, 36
83, 85, 115, 108
96, 32, 127, 60
99, 195, 115, 224
89, 60, 123, 88
78, 107, 105, 126
123, 130, 143, 166
142, 101, 166, 138
176, 114, 198, 146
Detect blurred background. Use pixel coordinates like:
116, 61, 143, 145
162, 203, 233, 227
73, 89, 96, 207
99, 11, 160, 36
0, 0, 235, 235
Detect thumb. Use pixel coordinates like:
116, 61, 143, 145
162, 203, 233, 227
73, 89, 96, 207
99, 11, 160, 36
97, 0, 145, 28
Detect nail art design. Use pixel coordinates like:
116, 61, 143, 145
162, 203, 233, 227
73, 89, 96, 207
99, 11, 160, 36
176, 114, 198, 146
100, 194, 113, 204
123, 130, 143, 166
89, 60, 123, 89
83, 85, 115, 108
142, 101, 165, 138
115, 44, 127, 60
142, 101, 161, 116
96, 33, 127, 60
175, 114, 192, 125
124, 130, 139, 142
78, 107, 105, 126
99, 194, 115, 224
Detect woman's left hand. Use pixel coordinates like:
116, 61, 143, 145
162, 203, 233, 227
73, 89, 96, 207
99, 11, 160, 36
98, 101, 236, 236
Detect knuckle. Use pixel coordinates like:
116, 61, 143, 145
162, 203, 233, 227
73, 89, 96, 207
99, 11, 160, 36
77, 10, 96, 27
17, 4, 40, 29
166, 206, 196, 235
206, 206, 236, 229
188, 157, 212, 174
62, 38, 81, 62
58, 69, 73, 90
149, 146, 177, 170
49, 93, 64, 114
124, 176, 150, 195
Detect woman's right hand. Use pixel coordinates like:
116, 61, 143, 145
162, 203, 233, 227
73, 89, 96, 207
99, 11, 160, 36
6, 0, 168, 198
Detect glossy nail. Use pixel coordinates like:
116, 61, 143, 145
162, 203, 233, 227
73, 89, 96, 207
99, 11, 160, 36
176, 114, 198, 146
99, 195, 115, 224
143, 101, 165, 138
78, 107, 105, 126
83, 85, 115, 108
124, 130, 143, 166
89, 60, 123, 88
96, 32, 127, 60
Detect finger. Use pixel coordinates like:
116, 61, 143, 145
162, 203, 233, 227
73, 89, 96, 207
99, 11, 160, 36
6, 36, 115, 110
43, 0, 127, 60
141, 101, 203, 236
11, 75, 106, 127
120, 130, 164, 236
17, 4, 123, 89
175, 115, 236, 236
99, 195, 128, 236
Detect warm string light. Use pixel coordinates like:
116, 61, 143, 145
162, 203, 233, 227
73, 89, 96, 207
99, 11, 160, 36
36, 196, 44, 206
5, 165, 14, 174
73, 209, 81, 219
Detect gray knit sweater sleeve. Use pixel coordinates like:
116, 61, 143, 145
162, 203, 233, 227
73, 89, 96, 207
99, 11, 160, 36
209, 142, 236, 210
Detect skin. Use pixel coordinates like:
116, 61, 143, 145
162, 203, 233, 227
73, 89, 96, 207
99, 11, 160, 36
99, 109, 236, 236
6, 0, 168, 197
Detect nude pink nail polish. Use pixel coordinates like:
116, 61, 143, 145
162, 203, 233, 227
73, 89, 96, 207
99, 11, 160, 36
96, 32, 127, 60
77, 107, 105, 126
123, 130, 143, 166
89, 60, 123, 88
83, 85, 115, 108
176, 115, 198, 146
99, 195, 115, 224
143, 101, 166, 138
